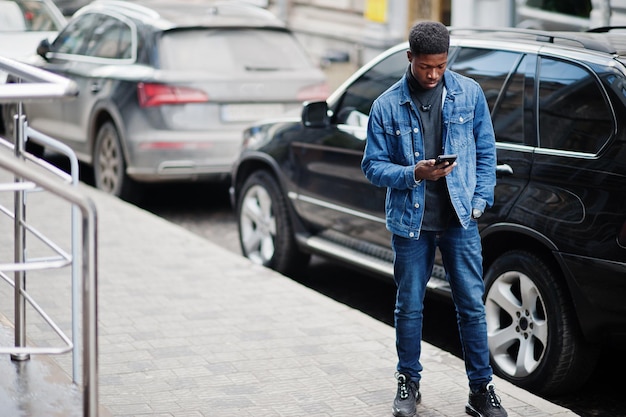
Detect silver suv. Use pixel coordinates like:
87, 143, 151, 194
3, 0, 328, 200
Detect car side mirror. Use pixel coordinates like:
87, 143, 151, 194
37, 39, 51, 60
302, 101, 330, 128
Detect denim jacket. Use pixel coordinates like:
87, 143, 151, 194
361, 70, 496, 239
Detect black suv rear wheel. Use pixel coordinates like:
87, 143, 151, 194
484, 250, 599, 395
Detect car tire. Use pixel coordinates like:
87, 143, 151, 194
94, 121, 136, 200
484, 250, 599, 395
237, 170, 310, 275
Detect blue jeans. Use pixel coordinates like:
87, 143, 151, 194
392, 222, 492, 392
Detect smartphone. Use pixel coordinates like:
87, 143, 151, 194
435, 154, 457, 165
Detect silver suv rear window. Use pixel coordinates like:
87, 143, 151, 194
159, 29, 314, 73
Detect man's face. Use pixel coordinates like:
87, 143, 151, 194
407, 51, 448, 90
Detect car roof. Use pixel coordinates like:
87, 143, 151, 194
76, 0, 286, 31
449, 26, 626, 58
328, 26, 626, 105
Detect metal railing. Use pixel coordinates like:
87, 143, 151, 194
0, 55, 98, 417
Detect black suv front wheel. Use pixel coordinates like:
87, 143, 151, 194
237, 171, 310, 275
484, 250, 598, 395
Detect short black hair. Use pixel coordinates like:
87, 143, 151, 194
408, 21, 450, 55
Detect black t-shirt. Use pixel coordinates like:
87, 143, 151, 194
406, 67, 455, 231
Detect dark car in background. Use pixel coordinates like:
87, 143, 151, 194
3, 0, 328, 200
230, 27, 626, 396
0, 0, 66, 61
0, 0, 66, 80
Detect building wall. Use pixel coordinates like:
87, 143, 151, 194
268, 0, 451, 67
450, 0, 514, 27
267, 0, 626, 72
451, 0, 626, 30
591, 0, 626, 27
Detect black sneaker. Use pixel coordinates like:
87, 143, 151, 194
465, 383, 508, 417
392, 372, 421, 417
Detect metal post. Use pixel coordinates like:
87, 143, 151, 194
12, 111, 30, 361
82, 201, 98, 417
0, 150, 100, 416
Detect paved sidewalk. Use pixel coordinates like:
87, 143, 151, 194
0, 167, 578, 416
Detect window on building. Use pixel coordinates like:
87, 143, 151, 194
525, 0, 591, 18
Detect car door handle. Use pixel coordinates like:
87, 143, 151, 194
496, 163, 513, 177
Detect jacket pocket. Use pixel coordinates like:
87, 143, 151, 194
448, 108, 474, 149
384, 123, 414, 165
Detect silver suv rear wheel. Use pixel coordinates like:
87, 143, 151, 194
94, 121, 135, 200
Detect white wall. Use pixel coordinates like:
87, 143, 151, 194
591, 0, 626, 27
450, 0, 514, 27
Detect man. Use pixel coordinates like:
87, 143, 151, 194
361, 21, 507, 417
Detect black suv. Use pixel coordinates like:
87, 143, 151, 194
230, 28, 626, 396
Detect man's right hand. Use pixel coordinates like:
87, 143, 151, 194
414, 159, 456, 182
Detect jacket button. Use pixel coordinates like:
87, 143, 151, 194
409, 232, 415, 237
414, 203, 419, 208
414, 151, 419, 157
396, 130, 401, 135
413, 128, 419, 133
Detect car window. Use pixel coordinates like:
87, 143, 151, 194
449, 47, 536, 146
537, 57, 612, 154
158, 29, 314, 72
448, 48, 522, 110
53, 13, 102, 55
493, 54, 537, 146
84, 16, 132, 59
334, 49, 406, 122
